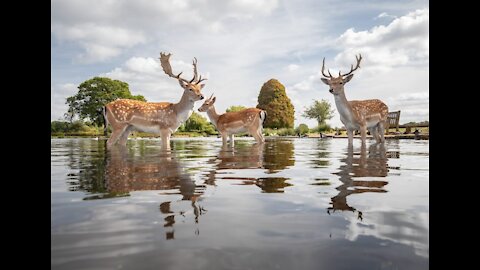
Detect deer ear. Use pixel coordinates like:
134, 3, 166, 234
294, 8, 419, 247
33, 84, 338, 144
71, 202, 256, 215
212, 97, 216, 103
343, 74, 354, 83
200, 83, 206, 89
179, 80, 187, 89
321, 78, 330, 85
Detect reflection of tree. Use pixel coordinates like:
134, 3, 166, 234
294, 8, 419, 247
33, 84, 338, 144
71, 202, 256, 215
263, 139, 295, 173
64, 140, 207, 240
205, 140, 294, 193
246, 177, 292, 193
329, 144, 399, 220
102, 145, 206, 240
65, 139, 108, 194
310, 140, 332, 168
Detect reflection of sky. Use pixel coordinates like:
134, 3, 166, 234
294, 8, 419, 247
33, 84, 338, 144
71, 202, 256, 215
51, 138, 428, 269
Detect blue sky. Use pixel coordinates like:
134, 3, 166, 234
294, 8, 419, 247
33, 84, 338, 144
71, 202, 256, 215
52, 0, 429, 128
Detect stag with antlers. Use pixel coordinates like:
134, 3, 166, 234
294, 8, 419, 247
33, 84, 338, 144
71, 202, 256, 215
320, 54, 388, 145
104, 52, 207, 150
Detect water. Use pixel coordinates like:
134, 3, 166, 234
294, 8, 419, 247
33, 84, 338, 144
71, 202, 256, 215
51, 137, 429, 270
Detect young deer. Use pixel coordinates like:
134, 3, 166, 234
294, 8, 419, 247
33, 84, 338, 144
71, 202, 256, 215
104, 52, 206, 149
198, 95, 266, 146
320, 54, 388, 145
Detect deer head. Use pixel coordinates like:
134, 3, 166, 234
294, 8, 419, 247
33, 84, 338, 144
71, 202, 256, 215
198, 94, 216, 112
320, 54, 362, 96
159, 52, 207, 101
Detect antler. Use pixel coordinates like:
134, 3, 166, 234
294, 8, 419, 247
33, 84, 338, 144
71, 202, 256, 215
321, 57, 333, 78
339, 54, 362, 77
189, 57, 208, 84
160, 52, 207, 84
159, 52, 188, 83
189, 57, 198, 83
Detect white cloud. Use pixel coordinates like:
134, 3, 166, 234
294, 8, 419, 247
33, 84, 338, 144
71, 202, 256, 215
335, 8, 428, 71
375, 12, 397, 20
52, 23, 146, 63
287, 64, 300, 72
51, 83, 78, 120
52, 0, 279, 63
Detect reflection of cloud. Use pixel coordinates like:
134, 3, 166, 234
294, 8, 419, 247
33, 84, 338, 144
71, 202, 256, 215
346, 210, 429, 258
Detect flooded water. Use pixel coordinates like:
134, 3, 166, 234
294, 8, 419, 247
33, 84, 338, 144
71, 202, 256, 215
51, 137, 429, 270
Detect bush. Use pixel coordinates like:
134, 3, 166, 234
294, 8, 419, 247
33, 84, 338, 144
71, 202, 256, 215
317, 123, 332, 133
295, 124, 309, 135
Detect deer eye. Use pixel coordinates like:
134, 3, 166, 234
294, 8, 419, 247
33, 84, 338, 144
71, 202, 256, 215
189, 89, 193, 91
339, 82, 343, 85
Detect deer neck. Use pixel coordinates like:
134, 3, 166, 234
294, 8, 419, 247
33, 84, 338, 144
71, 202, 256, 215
206, 105, 220, 127
334, 92, 356, 124
173, 92, 195, 123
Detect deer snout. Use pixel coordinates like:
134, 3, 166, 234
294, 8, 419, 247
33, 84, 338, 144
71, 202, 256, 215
329, 89, 333, 93
200, 95, 204, 100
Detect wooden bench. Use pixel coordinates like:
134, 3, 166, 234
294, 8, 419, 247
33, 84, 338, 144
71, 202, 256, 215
386, 110, 401, 134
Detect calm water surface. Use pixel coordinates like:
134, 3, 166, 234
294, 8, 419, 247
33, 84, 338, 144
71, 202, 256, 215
51, 137, 429, 270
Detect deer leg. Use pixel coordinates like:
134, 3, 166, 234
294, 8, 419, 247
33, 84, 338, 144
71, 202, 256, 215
107, 124, 128, 149
347, 129, 354, 146
250, 129, 262, 144
229, 134, 235, 147
378, 121, 386, 143
117, 126, 132, 146
369, 126, 381, 144
160, 129, 171, 150
256, 127, 265, 143
221, 133, 228, 146
360, 125, 367, 146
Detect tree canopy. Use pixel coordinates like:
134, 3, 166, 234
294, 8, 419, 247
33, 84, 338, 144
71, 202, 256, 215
226, 105, 247, 112
256, 79, 294, 128
66, 77, 146, 127
302, 99, 335, 126
180, 112, 217, 135
295, 124, 310, 135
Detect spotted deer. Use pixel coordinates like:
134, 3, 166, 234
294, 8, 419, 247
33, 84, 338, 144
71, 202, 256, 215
104, 52, 206, 149
197, 95, 266, 146
320, 54, 388, 145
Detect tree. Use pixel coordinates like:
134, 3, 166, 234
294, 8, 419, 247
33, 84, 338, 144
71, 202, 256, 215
295, 124, 309, 136
303, 99, 335, 127
181, 112, 217, 135
66, 77, 146, 135
256, 79, 294, 128
226, 105, 247, 112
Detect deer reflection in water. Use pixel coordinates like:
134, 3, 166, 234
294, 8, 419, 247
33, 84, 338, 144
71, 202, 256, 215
206, 140, 294, 193
104, 146, 206, 240
329, 143, 398, 220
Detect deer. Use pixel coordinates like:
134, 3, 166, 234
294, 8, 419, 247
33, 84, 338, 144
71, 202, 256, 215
328, 144, 389, 220
197, 95, 267, 147
103, 52, 207, 150
320, 54, 388, 146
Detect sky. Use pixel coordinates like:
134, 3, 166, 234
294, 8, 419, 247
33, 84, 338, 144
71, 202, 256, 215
51, 0, 429, 128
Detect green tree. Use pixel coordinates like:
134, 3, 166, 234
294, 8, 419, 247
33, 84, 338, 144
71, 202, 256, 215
302, 99, 335, 127
66, 77, 146, 135
295, 124, 309, 136
182, 112, 217, 135
51, 120, 85, 133
226, 105, 247, 112
256, 79, 294, 128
